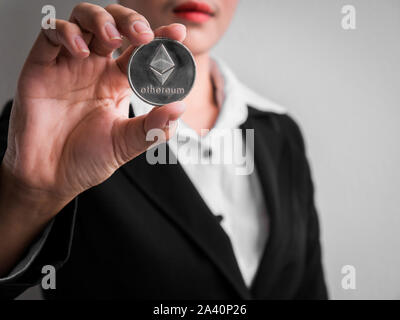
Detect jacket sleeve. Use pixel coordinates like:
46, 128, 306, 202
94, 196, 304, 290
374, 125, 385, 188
282, 114, 329, 300
0, 100, 77, 300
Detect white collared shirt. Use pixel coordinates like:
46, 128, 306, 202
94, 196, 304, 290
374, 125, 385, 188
131, 57, 286, 287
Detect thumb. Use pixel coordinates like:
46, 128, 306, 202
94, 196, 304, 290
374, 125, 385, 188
112, 101, 185, 165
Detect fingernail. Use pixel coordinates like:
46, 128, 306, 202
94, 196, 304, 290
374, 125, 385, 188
74, 35, 90, 53
132, 21, 152, 34
105, 22, 122, 40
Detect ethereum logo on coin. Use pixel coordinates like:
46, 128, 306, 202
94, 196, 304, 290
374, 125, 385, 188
128, 38, 196, 105
149, 44, 175, 85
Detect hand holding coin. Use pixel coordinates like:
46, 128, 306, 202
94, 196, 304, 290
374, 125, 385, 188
0, 3, 189, 231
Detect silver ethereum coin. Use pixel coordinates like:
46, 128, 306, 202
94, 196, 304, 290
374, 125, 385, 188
127, 38, 196, 106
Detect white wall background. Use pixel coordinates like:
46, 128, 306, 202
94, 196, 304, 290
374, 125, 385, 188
1, 0, 399, 300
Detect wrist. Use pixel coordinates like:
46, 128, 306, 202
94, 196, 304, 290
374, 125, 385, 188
0, 162, 69, 277
0, 162, 70, 227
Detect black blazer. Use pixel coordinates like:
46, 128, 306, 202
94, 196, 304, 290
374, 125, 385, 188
0, 100, 328, 300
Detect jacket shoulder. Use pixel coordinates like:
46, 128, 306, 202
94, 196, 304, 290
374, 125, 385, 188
247, 106, 307, 153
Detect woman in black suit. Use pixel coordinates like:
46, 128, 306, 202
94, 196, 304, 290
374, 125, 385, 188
0, 0, 328, 299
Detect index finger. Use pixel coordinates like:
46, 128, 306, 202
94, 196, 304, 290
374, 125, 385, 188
116, 23, 187, 74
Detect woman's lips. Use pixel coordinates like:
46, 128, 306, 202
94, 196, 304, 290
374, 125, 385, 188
173, 1, 214, 23
174, 11, 211, 23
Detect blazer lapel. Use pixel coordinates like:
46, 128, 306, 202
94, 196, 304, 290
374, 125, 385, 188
121, 105, 287, 299
242, 106, 290, 298
121, 108, 250, 298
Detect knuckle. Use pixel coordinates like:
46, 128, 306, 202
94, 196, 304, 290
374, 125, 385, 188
92, 9, 113, 25
47, 28, 61, 46
125, 13, 146, 26
105, 3, 121, 11
72, 2, 89, 15
57, 21, 79, 38
55, 22, 67, 36
64, 24, 79, 38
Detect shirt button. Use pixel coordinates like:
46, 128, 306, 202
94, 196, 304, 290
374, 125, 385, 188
203, 148, 212, 158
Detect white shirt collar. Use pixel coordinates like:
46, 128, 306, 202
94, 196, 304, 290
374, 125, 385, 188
130, 56, 286, 140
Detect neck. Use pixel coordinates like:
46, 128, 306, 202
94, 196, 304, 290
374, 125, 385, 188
182, 52, 219, 134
